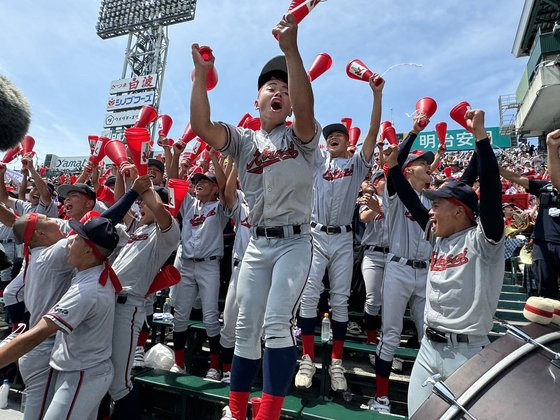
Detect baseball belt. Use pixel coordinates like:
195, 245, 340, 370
192, 256, 220, 262
310, 222, 352, 235
367, 245, 389, 253
255, 225, 301, 238
390, 255, 427, 269
426, 327, 470, 343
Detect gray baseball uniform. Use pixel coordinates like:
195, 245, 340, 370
219, 120, 320, 359
299, 148, 370, 322
41, 264, 117, 419
109, 220, 180, 400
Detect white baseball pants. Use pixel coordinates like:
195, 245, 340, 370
220, 262, 241, 349
361, 249, 386, 316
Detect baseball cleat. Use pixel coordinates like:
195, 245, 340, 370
366, 396, 391, 414
221, 371, 231, 384
294, 354, 316, 389
391, 358, 403, 373
329, 359, 348, 391
205, 368, 222, 381
170, 363, 186, 374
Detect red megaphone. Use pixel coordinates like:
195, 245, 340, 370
274, 0, 323, 39
341, 118, 352, 132
379, 121, 393, 142
349, 127, 361, 146
191, 140, 207, 161
307, 53, 332, 82
1, 145, 21, 163
124, 127, 151, 176
145, 265, 181, 297
346, 59, 384, 86
237, 113, 252, 127
20, 135, 35, 168
449, 101, 472, 133
88, 135, 98, 154
181, 122, 197, 144
157, 115, 173, 137
435, 122, 447, 146
88, 136, 110, 169
383, 125, 398, 145
191, 45, 218, 91
104, 139, 129, 168
442, 167, 453, 178
134, 105, 158, 128
415, 97, 437, 128
167, 178, 190, 217
245, 117, 261, 130
202, 150, 212, 163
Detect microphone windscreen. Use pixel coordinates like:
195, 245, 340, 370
0, 76, 31, 151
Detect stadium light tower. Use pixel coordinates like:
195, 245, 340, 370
96, 0, 197, 140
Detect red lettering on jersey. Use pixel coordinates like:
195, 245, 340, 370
430, 247, 469, 271
404, 211, 416, 221
246, 143, 299, 174
240, 216, 252, 229
190, 207, 217, 227
127, 233, 149, 243
322, 166, 354, 181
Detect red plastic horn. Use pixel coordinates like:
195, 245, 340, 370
145, 265, 181, 297
346, 59, 384, 86
449, 101, 472, 133
104, 139, 129, 167
379, 121, 393, 142
134, 105, 158, 128
157, 115, 173, 137
442, 167, 453, 178
415, 97, 437, 128
191, 140, 207, 161
21, 136, 35, 168
383, 126, 398, 145
70, 175, 77, 184
202, 150, 211, 163
167, 178, 190, 217
88, 135, 98, 154
181, 122, 197, 144
349, 127, 361, 146
1, 145, 21, 163
191, 45, 218, 91
275, 0, 323, 39
341, 118, 352, 132
125, 127, 151, 176
435, 122, 448, 146
307, 53, 332, 82
89, 136, 110, 168
245, 117, 261, 130
237, 113, 252, 127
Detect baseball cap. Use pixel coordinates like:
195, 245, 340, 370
370, 170, 385, 182
104, 176, 116, 187
148, 158, 165, 173
153, 186, 169, 205
191, 172, 217, 185
423, 180, 479, 216
68, 216, 119, 251
404, 150, 435, 168
323, 123, 349, 140
258, 56, 288, 90
57, 183, 96, 201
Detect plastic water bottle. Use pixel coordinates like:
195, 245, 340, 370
162, 298, 171, 321
321, 313, 331, 343
0, 379, 10, 409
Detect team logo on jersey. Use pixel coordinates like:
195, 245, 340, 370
404, 210, 416, 221
322, 166, 354, 181
240, 216, 252, 229
246, 142, 299, 174
190, 207, 217, 227
128, 233, 149, 243
430, 247, 469, 271
52, 304, 69, 315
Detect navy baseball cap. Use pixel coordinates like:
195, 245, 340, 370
68, 216, 119, 251
258, 56, 288, 90
404, 151, 435, 168
423, 180, 479, 216
57, 183, 96, 201
148, 158, 165, 173
370, 170, 385, 182
153, 186, 169, 205
191, 172, 217, 185
323, 123, 349, 140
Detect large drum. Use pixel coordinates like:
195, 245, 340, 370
412, 323, 560, 419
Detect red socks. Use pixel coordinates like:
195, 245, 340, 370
331, 339, 344, 360
210, 353, 220, 370
255, 393, 284, 420
301, 335, 315, 361
174, 349, 185, 368
230, 391, 250, 420
366, 329, 378, 345
376, 375, 389, 398
223, 362, 232, 373
251, 397, 261, 419
137, 330, 149, 347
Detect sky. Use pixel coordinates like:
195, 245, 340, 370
0, 0, 528, 165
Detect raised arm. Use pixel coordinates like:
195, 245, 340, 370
190, 44, 228, 150
361, 77, 384, 162
499, 166, 529, 190
430, 143, 446, 174
547, 129, 560, 190
460, 150, 478, 186
24, 154, 52, 206
273, 14, 315, 142
224, 163, 239, 211
0, 203, 16, 227
167, 141, 184, 180
0, 164, 16, 207
141, 185, 173, 231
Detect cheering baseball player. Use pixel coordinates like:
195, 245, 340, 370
190, 13, 319, 420
369, 116, 433, 414
295, 76, 383, 392
385, 109, 505, 416
0, 217, 121, 419
358, 171, 388, 353
549, 129, 560, 190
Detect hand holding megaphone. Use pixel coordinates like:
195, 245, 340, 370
272, 14, 298, 53
173, 140, 186, 154
119, 161, 137, 180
